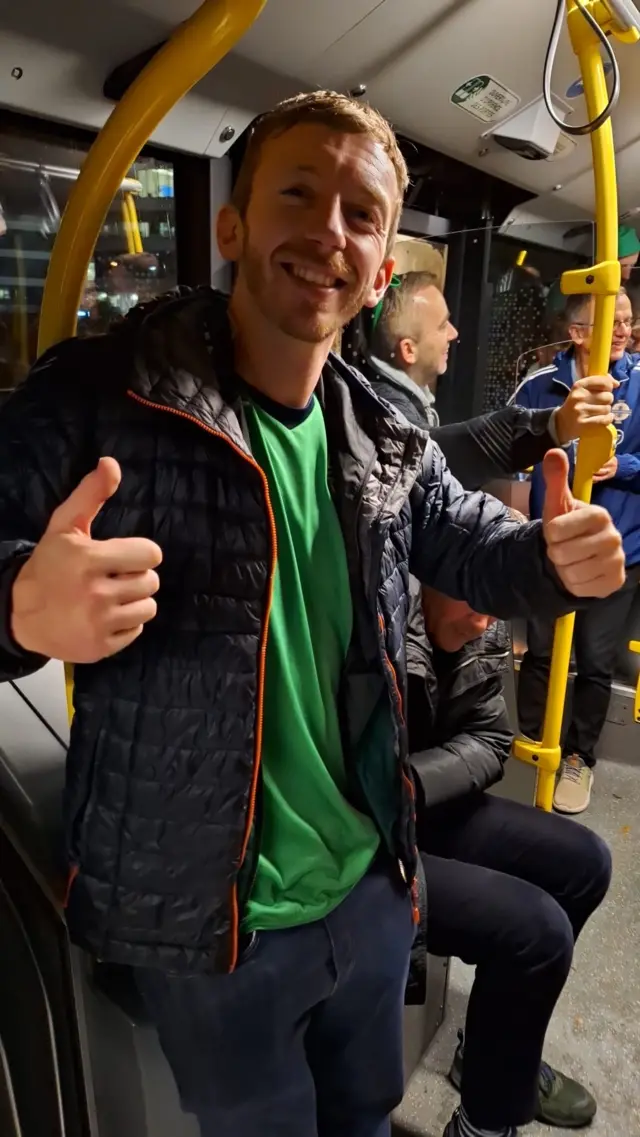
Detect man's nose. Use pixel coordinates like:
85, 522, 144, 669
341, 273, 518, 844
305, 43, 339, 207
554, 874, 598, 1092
307, 196, 347, 250
448, 323, 458, 342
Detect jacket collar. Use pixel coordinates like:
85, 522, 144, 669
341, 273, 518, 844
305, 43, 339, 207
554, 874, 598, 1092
126, 286, 429, 523
368, 354, 438, 424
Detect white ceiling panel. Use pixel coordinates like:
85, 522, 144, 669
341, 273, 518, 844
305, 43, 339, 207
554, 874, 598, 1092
300, 0, 467, 92
236, 0, 387, 79
2, 0, 640, 218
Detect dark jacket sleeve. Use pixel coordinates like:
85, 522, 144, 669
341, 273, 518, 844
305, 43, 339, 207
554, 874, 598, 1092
409, 669, 512, 811
431, 406, 556, 490
0, 342, 98, 680
409, 438, 583, 621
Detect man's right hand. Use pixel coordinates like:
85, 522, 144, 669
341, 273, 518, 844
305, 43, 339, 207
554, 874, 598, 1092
10, 457, 162, 663
553, 375, 618, 444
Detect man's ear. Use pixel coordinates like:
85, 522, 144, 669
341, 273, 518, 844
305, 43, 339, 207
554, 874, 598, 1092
363, 257, 395, 309
216, 204, 244, 263
398, 337, 417, 366
568, 323, 587, 349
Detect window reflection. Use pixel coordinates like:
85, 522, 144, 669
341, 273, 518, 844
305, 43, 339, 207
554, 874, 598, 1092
0, 130, 177, 397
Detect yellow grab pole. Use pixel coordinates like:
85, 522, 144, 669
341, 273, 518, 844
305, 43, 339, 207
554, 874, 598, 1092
121, 195, 137, 255
630, 640, 640, 723
37, 0, 267, 722
123, 192, 144, 254
516, 250, 528, 266
38, 0, 266, 356
512, 0, 637, 809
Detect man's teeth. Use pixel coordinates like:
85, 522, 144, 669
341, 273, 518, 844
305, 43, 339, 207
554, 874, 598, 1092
289, 265, 337, 287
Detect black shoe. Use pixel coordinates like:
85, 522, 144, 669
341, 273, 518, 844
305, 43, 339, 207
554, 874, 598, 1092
449, 1031, 597, 1128
442, 1110, 460, 1137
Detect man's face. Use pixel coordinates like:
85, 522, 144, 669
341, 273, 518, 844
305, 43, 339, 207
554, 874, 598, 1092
422, 587, 494, 654
218, 124, 397, 344
619, 252, 638, 282
398, 285, 458, 389
569, 292, 633, 363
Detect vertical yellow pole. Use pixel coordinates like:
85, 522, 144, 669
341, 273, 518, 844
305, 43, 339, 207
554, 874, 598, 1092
121, 195, 136, 255
123, 192, 144, 254
512, 0, 628, 808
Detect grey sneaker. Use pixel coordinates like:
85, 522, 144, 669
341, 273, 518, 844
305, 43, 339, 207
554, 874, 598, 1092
553, 755, 593, 815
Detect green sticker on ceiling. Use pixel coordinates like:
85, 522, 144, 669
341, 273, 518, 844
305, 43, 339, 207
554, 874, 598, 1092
451, 74, 520, 123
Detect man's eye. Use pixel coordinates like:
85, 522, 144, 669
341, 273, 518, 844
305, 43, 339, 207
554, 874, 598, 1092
350, 206, 374, 223
281, 186, 306, 199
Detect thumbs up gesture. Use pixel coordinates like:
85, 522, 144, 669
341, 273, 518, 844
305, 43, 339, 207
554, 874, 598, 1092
10, 458, 162, 663
542, 449, 625, 598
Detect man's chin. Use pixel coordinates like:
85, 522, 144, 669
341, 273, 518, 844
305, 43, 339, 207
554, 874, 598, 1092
276, 314, 342, 345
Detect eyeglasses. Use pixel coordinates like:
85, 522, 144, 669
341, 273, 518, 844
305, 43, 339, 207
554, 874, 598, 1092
573, 319, 633, 331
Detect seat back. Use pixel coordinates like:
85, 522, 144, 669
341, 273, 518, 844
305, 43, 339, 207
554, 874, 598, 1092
0, 666, 197, 1137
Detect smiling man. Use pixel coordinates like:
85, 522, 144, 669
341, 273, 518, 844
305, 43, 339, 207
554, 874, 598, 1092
0, 92, 626, 1137
369, 270, 457, 427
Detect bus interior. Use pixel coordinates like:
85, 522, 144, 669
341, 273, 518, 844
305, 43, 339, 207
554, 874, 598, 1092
0, 1, 638, 1135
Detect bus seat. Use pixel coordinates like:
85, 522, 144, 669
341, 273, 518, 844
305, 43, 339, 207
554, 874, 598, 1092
0, 670, 198, 1137
0, 1034, 22, 1137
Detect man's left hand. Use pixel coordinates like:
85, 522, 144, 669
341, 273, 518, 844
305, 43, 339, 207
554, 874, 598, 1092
553, 374, 616, 444
593, 456, 618, 482
541, 450, 625, 599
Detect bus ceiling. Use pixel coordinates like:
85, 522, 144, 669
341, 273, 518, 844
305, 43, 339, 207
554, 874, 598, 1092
1, 0, 640, 231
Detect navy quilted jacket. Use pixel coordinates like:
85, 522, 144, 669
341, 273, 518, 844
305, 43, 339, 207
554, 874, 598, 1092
0, 288, 579, 974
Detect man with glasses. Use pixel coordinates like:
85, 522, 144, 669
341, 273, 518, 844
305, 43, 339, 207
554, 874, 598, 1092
512, 288, 640, 813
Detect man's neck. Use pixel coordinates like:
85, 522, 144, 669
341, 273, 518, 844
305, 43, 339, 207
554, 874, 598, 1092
407, 364, 437, 394
229, 284, 333, 410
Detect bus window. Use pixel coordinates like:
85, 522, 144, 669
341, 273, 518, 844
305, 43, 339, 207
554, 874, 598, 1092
482, 226, 593, 415
0, 130, 177, 399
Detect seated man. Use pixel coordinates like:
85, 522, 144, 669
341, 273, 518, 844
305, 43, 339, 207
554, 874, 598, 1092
368, 269, 616, 489
513, 287, 640, 813
407, 578, 611, 1137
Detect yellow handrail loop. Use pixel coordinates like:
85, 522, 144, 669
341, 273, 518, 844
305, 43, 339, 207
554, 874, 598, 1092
37, 0, 267, 721
38, 0, 267, 356
513, 0, 638, 809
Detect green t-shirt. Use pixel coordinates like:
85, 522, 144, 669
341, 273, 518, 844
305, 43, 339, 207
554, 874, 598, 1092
242, 393, 380, 933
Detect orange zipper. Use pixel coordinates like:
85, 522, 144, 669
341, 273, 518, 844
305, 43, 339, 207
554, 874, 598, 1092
127, 390, 278, 971
378, 613, 405, 725
378, 613, 420, 922
64, 863, 80, 908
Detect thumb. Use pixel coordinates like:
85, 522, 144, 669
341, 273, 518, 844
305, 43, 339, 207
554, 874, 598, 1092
542, 448, 573, 526
47, 457, 122, 537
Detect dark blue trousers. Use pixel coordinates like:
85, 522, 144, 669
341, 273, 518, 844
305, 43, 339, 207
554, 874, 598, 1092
134, 858, 415, 1137
420, 794, 612, 1128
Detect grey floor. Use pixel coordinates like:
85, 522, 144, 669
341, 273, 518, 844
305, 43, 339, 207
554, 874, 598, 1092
393, 759, 640, 1137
